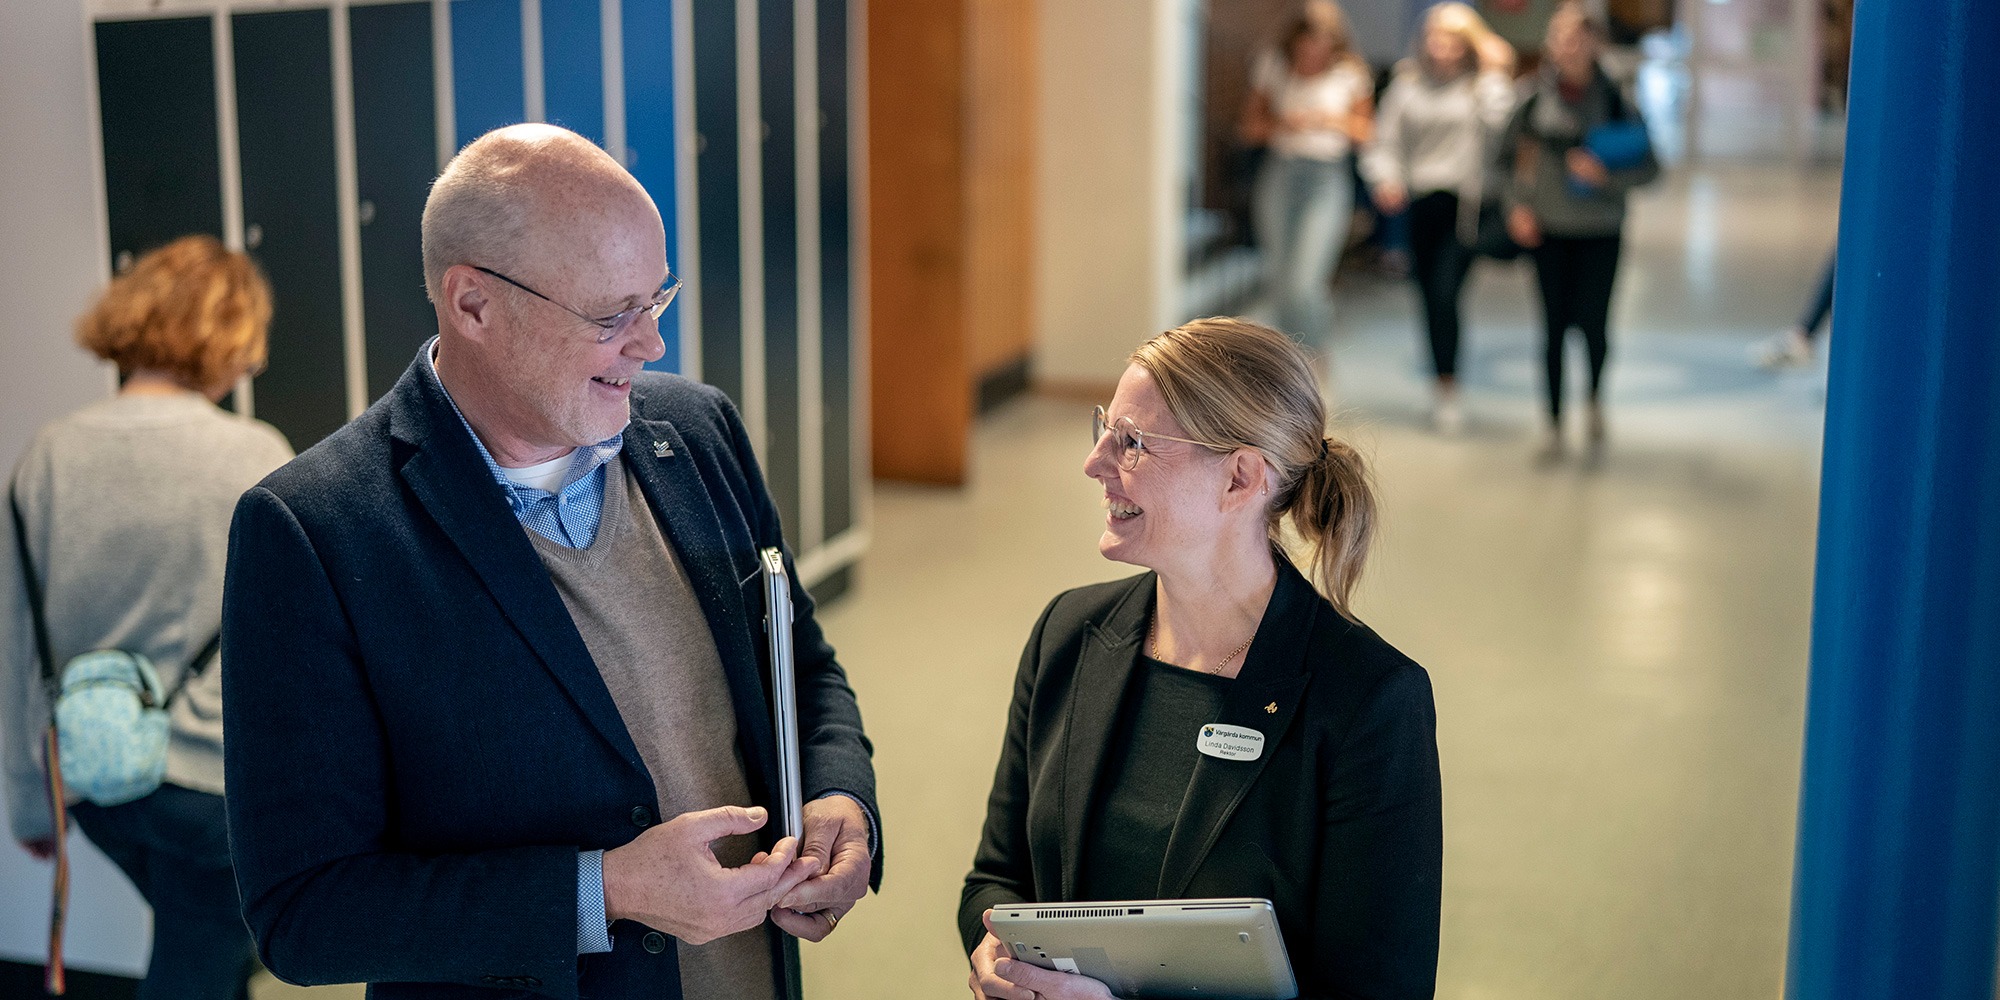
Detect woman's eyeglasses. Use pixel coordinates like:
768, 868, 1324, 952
473, 265, 680, 344
1091, 405, 1232, 471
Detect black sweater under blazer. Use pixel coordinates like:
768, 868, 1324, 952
961, 561, 1442, 1000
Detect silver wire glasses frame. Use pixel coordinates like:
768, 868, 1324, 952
472, 265, 681, 343
1091, 405, 1234, 471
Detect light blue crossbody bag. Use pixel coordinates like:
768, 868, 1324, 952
11, 484, 220, 807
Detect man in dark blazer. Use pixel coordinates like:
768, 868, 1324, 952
222, 124, 880, 1000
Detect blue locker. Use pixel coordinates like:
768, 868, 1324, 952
235, 9, 348, 450
352, 2, 440, 399
453, 0, 526, 147
818, 0, 853, 539
761, 0, 801, 538
542, 0, 605, 144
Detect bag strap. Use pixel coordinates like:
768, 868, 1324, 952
11, 480, 221, 708
9, 481, 57, 691
162, 631, 223, 707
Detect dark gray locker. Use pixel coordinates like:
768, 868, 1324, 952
760, 0, 801, 540
817, 0, 854, 539
95, 17, 224, 276
693, 0, 742, 402
351, 2, 439, 399
235, 9, 348, 450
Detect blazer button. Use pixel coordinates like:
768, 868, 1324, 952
642, 931, 668, 954
631, 805, 654, 828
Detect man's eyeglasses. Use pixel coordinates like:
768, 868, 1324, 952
1092, 405, 1233, 471
472, 265, 680, 344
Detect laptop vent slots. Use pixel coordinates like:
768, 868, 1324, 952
1036, 908, 1130, 918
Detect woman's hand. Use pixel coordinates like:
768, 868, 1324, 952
968, 911, 1114, 1000
1373, 182, 1409, 216
1475, 34, 1516, 74
1565, 147, 1609, 188
1507, 204, 1543, 248
968, 929, 1027, 999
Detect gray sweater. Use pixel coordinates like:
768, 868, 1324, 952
1498, 65, 1661, 238
1362, 63, 1518, 204
5, 392, 292, 841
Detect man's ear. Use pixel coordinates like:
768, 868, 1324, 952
439, 264, 498, 343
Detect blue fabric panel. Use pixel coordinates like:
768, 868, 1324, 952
541, 0, 604, 145
452, 0, 525, 147
1785, 0, 2000, 998
625, 0, 681, 373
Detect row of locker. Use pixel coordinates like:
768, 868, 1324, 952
91, 0, 860, 575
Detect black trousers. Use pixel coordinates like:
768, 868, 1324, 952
70, 784, 257, 1000
1408, 191, 1477, 379
1530, 234, 1623, 421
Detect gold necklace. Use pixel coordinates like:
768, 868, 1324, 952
1149, 615, 1254, 676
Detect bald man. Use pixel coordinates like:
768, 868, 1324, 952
220, 124, 881, 1000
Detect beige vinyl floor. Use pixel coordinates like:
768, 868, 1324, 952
259, 162, 1838, 1000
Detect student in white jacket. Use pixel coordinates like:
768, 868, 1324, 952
1363, 3, 1517, 434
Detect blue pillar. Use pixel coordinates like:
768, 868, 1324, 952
1785, 0, 2000, 997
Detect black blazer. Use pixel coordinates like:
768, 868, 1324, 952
960, 561, 1441, 999
222, 354, 880, 1000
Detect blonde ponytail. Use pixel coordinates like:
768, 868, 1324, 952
1282, 436, 1377, 621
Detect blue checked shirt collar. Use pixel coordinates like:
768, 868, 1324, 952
421, 337, 622, 548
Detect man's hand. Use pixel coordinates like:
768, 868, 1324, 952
968, 911, 1113, 1000
601, 805, 818, 946
770, 795, 872, 942
19, 838, 56, 862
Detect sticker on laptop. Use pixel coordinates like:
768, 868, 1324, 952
1196, 724, 1265, 761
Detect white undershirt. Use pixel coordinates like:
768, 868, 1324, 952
500, 453, 573, 495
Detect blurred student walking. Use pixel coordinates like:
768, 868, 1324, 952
1241, 0, 1376, 344
1364, 3, 1517, 434
1500, 2, 1658, 462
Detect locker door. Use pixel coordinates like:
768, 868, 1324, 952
817, 0, 854, 540
693, 0, 742, 400
542, 0, 605, 144
452, 0, 526, 147
95, 17, 223, 274
625, 0, 682, 372
235, 9, 348, 450
351, 2, 440, 399
760, 0, 801, 539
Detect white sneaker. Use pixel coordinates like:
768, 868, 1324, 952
1431, 397, 1465, 436
1754, 328, 1814, 370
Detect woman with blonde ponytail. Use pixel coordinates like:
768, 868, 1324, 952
962, 318, 1442, 1000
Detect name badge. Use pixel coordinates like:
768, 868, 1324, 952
1196, 724, 1265, 761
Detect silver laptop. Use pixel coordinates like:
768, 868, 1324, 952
759, 547, 803, 841
987, 898, 1296, 999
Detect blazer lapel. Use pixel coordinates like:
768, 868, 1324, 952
619, 415, 780, 801
389, 370, 643, 770
1157, 561, 1324, 899
1056, 576, 1152, 900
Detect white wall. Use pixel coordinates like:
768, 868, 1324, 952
1032, 0, 1188, 388
0, 0, 153, 978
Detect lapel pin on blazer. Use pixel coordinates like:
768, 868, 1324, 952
653, 440, 674, 459
1264, 702, 1277, 714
